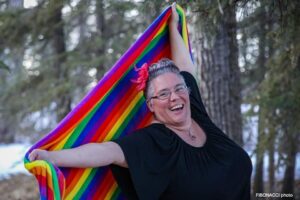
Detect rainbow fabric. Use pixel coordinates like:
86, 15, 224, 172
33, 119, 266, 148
24, 4, 192, 200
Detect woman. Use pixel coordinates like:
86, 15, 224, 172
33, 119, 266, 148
29, 3, 252, 200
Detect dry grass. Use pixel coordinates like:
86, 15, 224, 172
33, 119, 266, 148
0, 174, 39, 200
1, 174, 299, 200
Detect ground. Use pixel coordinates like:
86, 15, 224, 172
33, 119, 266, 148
0, 174, 39, 200
1, 174, 299, 200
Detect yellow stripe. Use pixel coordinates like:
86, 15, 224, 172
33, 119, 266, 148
50, 88, 114, 149
104, 182, 118, 200
51, 86, 115, 150
53, 127, 74, 150
153, 5, 189, 48
48, 84, 118, 151
65, 168, 93, 199
154, 22, 167, 38
25, 160, 55, 191
176, 5, 189, 49
104, 92, 143, 141
63, 86, 141, 198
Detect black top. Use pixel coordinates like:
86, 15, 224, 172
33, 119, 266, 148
110, 71, 252, 200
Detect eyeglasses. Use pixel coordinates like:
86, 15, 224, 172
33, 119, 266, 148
148, 84, 189, 101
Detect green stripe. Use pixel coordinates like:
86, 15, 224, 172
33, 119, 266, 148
111, 186, 122, 200
74, 168, 97, 199
136, 27, 168, 63
50, 163, 61, 200
63, 67, 134, 148
112, 96, 145, 139
64, 102, 102, 148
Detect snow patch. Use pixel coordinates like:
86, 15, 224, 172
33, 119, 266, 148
0, 143, 31, 179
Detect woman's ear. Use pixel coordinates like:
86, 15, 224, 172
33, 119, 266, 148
147, 100, 154, 112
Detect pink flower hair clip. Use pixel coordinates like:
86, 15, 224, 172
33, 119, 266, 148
132, 63, 149, 91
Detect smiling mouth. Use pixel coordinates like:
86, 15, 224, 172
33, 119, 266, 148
170, 104, 184, 111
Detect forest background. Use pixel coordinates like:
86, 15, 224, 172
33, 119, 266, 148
0, 0, 299, 199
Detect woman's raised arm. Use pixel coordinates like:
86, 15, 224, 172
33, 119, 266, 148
169, 3, 196, 76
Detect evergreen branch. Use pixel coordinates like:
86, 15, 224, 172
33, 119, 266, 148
0, 60, 10, 72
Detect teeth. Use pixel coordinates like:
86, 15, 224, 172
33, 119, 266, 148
170, 104, 183, 111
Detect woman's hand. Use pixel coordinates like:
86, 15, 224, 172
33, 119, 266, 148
169, 3, 179, 28
168, 2, 196, 75
29, 149, 53, 163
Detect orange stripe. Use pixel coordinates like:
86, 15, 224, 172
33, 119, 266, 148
92, 86, 138, 142
64, 88, 137, 194
65, 168, 86, 194
94, 170, 115, 199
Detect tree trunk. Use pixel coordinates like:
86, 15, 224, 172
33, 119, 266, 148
254, 7, 268, 194
95, 0, 106, 81
253, 110, 265, 194
267, 126, 275, 192
1, 0, 25, 143
78, 0, 89, 46
199, 3, 243, 145
49, 0, 71, 121
281, 132, 297, 194
254, 154, 264, 194
266, 8, 275, 194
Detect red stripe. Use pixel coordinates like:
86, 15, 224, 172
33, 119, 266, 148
65, 168, 85, 194
91, 86, 138, 142
93, 170, 115, 199
36, 174, 54, 200
46, 12, 171, 143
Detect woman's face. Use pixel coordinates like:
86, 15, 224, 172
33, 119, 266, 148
147, 72, 191, 126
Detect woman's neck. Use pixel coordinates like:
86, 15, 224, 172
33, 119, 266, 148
152, 118, 192, 132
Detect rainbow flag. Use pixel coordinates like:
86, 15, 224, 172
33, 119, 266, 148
24, 4, 192, 199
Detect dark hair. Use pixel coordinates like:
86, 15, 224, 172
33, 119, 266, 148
144, 58, 185, 99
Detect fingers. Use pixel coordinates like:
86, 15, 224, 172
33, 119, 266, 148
169, 2, 179, 25
29, 149, 37, 161
171, 2, 177, 13
29, 149, 44, 162
171, 2, 178, 17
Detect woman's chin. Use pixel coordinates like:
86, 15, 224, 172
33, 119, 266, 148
170, 116, 188, 126
170, 111, 187, 123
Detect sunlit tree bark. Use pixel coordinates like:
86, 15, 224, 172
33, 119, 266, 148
49, 0, 71, 121
197, 2, 243, 145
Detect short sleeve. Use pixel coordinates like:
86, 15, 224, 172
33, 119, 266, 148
180, 71, 209, 117
110, 126, 177, 200
110, 132, 145, 199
